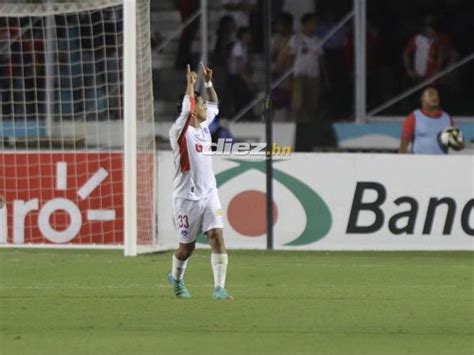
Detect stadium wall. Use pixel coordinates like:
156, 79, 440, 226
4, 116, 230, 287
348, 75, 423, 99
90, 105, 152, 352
3, 121, 473, 152
1, 151, 472, 251
157, 152, 474, 251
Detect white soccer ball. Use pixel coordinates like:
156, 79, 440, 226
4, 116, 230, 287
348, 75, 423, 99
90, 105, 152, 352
448, 128, 464, 150
438, 127, 464, 151
438, 130, 450, 147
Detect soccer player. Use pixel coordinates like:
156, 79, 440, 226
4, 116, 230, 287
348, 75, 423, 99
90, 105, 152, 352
167, 63, 232, 300
399, 86, 464, 154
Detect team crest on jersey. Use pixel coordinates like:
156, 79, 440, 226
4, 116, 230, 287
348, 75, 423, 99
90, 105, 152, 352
181, 229, 189, 238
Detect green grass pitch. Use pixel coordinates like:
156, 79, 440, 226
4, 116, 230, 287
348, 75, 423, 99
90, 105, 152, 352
0, 249, 472, 355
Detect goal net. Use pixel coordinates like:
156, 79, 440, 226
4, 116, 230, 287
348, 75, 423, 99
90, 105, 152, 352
0, 0, 157, 255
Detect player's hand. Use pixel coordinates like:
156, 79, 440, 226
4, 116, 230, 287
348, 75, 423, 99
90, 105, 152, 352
200, 62, 213, 83
186, 64, 197, 86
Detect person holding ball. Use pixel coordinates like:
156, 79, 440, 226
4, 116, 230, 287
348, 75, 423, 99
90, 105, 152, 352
399, 87, 465, 154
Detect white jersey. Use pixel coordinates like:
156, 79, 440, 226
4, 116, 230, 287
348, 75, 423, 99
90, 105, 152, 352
169, 95, 219, 200
288, 33, 324, 78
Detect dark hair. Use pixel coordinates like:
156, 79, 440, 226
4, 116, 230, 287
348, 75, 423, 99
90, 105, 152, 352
423, 15, 437, 27
236, 26, 251, 40
421, 86, 437, 96
301, 13, 316, 25
278, 12, 294, 29
217, 15, 236, 35
214, 15, 237, 62
176, 92, 202, 114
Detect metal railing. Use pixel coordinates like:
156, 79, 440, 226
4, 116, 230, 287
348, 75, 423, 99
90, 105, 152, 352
368, 53, 474, 117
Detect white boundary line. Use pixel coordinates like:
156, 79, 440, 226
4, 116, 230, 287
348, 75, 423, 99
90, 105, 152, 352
0, 244, 122, 250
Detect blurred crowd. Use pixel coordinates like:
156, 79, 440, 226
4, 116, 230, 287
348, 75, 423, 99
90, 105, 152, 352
1, 0, 473, 127
0, 7, 123, 122
171, 0, 473, 122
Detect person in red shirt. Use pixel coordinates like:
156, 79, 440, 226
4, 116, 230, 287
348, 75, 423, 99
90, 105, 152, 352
403, 15, 458, 81
399, 87, 464, 154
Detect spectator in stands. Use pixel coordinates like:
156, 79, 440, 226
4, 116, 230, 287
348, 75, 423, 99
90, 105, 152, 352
175, 0, 199, 68
271, 12, 294, 118
214, 15, 237, 67
222, 0, 257, 28
286, 13, 326, 123
282, 0, 315, 33
285, 13, 328, 151
227, 27, 256, 120
402, 15, 458, 82
399, 87, 464, 154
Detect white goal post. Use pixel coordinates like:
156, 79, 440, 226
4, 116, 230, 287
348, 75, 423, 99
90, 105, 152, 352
0, 0, 159, 255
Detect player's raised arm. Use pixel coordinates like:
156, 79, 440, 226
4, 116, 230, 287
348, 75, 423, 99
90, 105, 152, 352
186, 64, 197, 98
175, 65, 197, 123
178, 65, 197, 119
170, 65, 197, 145
201, 62, 218, 103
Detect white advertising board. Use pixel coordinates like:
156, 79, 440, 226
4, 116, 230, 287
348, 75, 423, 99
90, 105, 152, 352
157, 152, 474, 251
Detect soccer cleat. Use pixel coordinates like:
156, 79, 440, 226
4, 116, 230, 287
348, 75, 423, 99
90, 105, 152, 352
212, 286, 233, 300
167, 272, 191, 299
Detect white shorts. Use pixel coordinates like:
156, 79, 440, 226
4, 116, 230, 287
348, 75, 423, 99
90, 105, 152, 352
172, 191, 224, 244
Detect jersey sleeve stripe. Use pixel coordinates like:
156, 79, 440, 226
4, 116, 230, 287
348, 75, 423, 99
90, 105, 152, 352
178, 134, 190, 172
177, 97, 195, 173
177, 96, 195, 143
